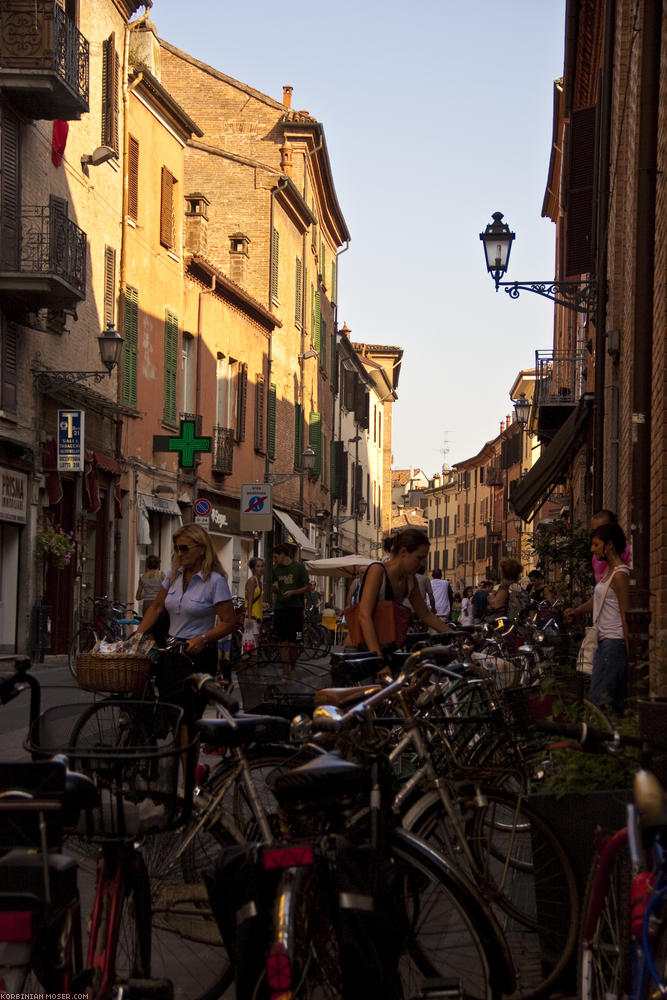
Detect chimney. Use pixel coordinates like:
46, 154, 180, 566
500, 420, 505, 434
184, 192, 210, 255
228, 231, 250, 285
339, 322, 351, 339
130, 19, 161, 79
283, 85, 293, 108
280, 138, 293, 176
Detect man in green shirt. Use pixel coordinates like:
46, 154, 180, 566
272, 543, 310, 673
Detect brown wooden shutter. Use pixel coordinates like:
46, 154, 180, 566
565, 106, 596, 276
254, 374, 265, 451
102, 34, 119, 154
235, 363, 247, 442
160, 167, 175, 249
0, 109, 20, 270
104, 245, 116, 326
128, 136, 139, 221
1, 321, 18, 413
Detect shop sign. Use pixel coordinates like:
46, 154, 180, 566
240, 483, 272, 532
210, 508, 228, 529
0, 466, 27, 524
57, 409, 84, 472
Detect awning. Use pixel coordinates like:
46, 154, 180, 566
138, 492, 183, 518
274, 508, 317, 556
510, 393, 593, 522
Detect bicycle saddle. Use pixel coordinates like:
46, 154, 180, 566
634, 769, 667, 828
197, 714, 290, 748
313, 685, 382, 708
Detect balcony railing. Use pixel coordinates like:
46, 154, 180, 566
534, 349, 588, 408
0, 202, 86, 308
212, 426, 234, 475
0, 0, 89, 119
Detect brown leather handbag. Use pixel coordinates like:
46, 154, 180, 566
344, 563, 412, 650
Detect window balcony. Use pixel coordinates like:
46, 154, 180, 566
212, 426, 234, 475
0, 0, 89, 120
0, 202, 87, 310
534, 349, 588, 442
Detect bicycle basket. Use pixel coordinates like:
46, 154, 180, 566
234, 645, 331, 714
76, 652, 151, 695
26, 701, 196, 839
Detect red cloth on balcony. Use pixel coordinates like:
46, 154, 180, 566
51, 121, 69, 167
42, 437, 63, 506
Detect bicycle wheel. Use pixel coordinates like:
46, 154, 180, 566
403, 788, 579, 998
643, 904, 667, 999
578, 830, 631, 1000
68, 625, 97, 677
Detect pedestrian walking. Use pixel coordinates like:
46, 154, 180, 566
244, 556, 265, 642
431, 568, 453, 618
271, 543, 311, 675
460, 586, 474, 626
135, 554, 165, 616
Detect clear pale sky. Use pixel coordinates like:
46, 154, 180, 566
149, 0, 566, 475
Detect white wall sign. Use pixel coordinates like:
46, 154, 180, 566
240, 483, 272, 532
0, 467, 27, 523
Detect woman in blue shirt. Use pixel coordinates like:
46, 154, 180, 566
135, 523, 235, 699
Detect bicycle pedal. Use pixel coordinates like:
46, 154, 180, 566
116, 977, 173, 1000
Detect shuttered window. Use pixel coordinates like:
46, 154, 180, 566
330, 260, 336, 304
0, 108, 20, 270
308, 412, 322, 478
254, 374, 265, 452
104, 246, 116, 327
160, 167, 176, 249
566, 105, 596, 276
128, 135, 139, 221
270, 227, 279, 301
267, 383, 277, 459
121, 285, 138, 408
294, 402, 303, 467
235, 362, 248, 442
294, 256, 302, 324
332, 440, 347, 503
1, 321, 18, 413
314, 291, 321, 354
320, 316, 327, 370
331, 329, 338, 391
101, 33, 119, 154
163, 311, 179, 424
320, 238, 325, 280
310, 284, 315, 346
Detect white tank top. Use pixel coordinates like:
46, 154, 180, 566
593, 566, 629, 640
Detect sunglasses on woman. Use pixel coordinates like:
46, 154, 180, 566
174, 543, 200, 553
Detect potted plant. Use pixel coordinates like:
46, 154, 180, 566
35, 524, 76, 569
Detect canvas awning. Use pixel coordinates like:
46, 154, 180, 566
305, 555, 374, 578
510, 393, 593, 521
274, 508, 317, 556
138, 492, 182, 518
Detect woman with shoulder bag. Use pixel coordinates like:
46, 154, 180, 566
134, 524, 235, 710
354, 529, 454, 678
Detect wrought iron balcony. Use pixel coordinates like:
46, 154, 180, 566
533, 348, 588, 442
212, 426, 234, 476
0, 0, 89, 120
0, 202, 87, 310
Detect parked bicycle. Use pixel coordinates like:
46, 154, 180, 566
69, 596, 141, 678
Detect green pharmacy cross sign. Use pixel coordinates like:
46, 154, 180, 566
153, 419, 211, 469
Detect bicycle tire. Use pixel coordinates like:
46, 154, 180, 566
68, 625, 97, 677
642, 900, 667, 998
577, 829, 631, 1000
402, 787, 579, 998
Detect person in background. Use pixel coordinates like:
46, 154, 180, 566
431, 568, 453, 619
591, 510, 631, 582
272, 543, 311, 674
460, 586, 474, 626
416, 562, 436, 613
346, 568, 364, 608
450, 593, 462, 622
136, 554, 165, 616
488, 558, 525, 617
244, 557, 265, 640
472, 581, 492, 623
526, 569, 546, 601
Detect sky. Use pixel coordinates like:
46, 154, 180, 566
149, 0, 567, 476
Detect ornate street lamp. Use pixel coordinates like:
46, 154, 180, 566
33, 321, 124, 391
512, 392, 530, 427
479, 212, 597, 315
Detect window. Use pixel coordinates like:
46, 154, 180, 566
0, 107, 20, 270
128, 135, 139, 221
181, 333, 195, 415
330, 259, 336, 304
294, 255, 302, 324
121, 285, 138, 408
235, 363, 247, 442
320, 315, 327, 370
160, 167, 176, 250
313, 291, 321, 353
308, 412, 322, 477
163, 310, 178, 424
103, 245, 116, 327
270, 227, 279, 301
1, 320, 17, 413
215, 356, 246, 441
294, 402, 303, 467
267, 383, 277, 459
102, 33, 119, 155
254, 374, 265, 452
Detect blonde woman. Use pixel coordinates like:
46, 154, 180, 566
135, 524, 235, 694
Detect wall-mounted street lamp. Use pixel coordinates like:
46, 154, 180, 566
479, 212, 597, 315
267, 445, 316, 485
33, 322, 124, 391
512, 392, 531, 428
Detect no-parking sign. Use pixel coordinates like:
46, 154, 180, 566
194, 498, 212, 517
240, 484, 272, 532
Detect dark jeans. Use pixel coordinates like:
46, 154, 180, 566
590, 637, 626, 715
273, 607, 303, 642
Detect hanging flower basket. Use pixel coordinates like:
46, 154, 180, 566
36, 526, 76, 569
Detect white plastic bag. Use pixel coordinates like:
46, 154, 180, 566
242, 625, 256, 653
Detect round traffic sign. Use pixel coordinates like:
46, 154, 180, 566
194, 498, 212, 517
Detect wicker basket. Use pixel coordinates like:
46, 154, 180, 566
76, 653, 151, 695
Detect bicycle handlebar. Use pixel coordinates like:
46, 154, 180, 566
188, 672, 239, 716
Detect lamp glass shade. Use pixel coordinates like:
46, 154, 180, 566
512, 393, 530, 426
357, 498, 368, 518
302, 446, 316, 471
98, 322, 124, 372
480, 212, 515, 276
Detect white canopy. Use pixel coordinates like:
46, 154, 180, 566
305, 554, 374, 578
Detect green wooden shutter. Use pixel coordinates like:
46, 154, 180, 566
163, 310, 178, 423
331, 259, 336, 304
294, 402, 303, 466
310, 283, 315, 346
268, 382, 277, 459
121, 285, 138, 408
320, 316, 327, 370
314, 291, 321, 354
235, 362, 248, 442
308, 411, 322, 478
